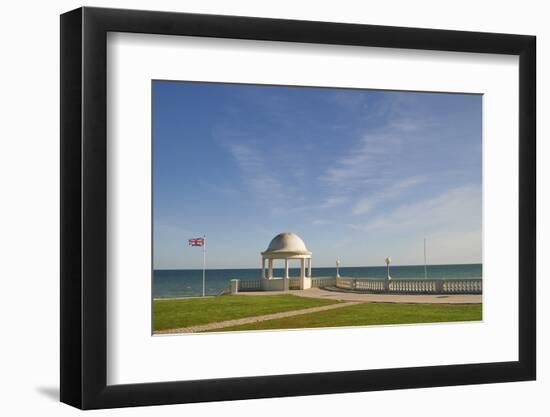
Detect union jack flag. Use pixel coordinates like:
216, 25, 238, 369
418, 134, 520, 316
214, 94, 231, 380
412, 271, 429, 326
188, 237, 205, 247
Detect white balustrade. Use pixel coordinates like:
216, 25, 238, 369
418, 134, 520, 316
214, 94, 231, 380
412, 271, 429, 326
338, 277, 481, 294
311, 277, 336, 288
235, 277, 481, 294
237, 279, 262, 291
288, 278, 301, 290
355, 279, 385, 292
442, 279, 482, 294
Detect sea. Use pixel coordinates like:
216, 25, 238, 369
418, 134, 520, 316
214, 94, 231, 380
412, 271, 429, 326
153, 264, 482, 298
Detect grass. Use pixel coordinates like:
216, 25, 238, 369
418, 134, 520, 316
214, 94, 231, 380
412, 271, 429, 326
153, 294, 339, 331
207, 302, 482, 332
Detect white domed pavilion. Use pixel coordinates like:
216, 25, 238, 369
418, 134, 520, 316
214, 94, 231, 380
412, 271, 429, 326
261, 232, 312, 291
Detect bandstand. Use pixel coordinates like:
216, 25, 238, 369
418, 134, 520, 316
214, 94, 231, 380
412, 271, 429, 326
261, 232, 312, 291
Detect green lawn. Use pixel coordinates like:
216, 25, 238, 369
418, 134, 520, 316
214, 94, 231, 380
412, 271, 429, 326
208, 302, 482, 332
153, 294, 339, 331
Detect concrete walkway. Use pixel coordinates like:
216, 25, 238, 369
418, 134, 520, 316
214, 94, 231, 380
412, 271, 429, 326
238, 288, 482, 304
155, 301, 359, 334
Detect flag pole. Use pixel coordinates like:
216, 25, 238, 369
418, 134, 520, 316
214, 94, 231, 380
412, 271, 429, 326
424, 236, 427, 280
202, 235, 206, 297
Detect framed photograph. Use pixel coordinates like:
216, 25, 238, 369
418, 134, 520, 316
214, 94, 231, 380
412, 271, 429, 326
60, 6, 536, 409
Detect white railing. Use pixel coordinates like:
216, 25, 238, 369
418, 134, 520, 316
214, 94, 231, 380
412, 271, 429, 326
311, 277, 336, 288
335, 277, 481, 294
234, 276, 336, 291
233, 277, 482, 294
289, 278, 301, 290
336, 277, 353, 289
442, 279, 482, 294
237, 279, 262, 291
355, 279, 386, 292
388, 279, 438, 293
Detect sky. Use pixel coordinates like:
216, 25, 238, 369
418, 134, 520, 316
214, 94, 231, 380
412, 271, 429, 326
153, 81, 482, 269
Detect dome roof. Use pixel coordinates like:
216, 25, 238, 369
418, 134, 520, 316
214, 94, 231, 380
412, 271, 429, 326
262, 232, 312, 257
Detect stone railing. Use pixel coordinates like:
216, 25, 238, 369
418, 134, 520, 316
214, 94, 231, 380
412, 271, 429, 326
389, 279, 438, 293
442, 279, 483, 294
355, 279, 386, 292
311, 277, 336, 288
335, 277, 482, 294
237, 279, 262, 291
230, 276, 481, 295
335, 276, 353, 289
233, 276, 336, 292
289, 278, 301, 290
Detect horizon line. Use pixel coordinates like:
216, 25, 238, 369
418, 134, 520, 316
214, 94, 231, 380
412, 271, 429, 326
154, 261, 482, 271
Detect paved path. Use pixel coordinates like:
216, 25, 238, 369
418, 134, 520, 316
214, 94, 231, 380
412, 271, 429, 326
155, 301, 359, 334
238, 288, 482, 304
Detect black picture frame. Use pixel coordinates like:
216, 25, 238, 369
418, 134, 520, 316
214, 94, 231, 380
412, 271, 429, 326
60, 6, 536, 410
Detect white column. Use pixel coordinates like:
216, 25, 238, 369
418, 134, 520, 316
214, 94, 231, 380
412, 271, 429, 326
284, 259, 289, 278
262, 257, 266, 279
284, 258, 290, 291
230, 279, 239, 294
299, 258, 306, 290
307, 258, 312, 277
268, 258, 273, 279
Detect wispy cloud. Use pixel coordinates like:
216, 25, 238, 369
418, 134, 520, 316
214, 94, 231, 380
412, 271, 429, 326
352, 176, 426, 215
319, 195, 348, 209
349, 184, 481, 236
320, 132, 404, 187
320, 121, 437, 189
227, 142, 286, 203
269, 192, 351, 218
320, 92, 441, 193
200, 181, 240, 198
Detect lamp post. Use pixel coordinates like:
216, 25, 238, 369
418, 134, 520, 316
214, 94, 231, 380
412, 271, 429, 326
336, 258, 341, 278
385, 256, 392, 280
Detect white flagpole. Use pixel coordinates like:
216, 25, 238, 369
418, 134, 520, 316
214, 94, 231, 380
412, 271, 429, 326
424, 236, 428, 279
202, 235, 206, 297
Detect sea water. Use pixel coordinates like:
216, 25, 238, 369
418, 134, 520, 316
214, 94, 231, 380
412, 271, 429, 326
153, 264, 482, 298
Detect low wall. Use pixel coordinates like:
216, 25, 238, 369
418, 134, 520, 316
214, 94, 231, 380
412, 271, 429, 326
237, 279, 262, 291
312, 277, 337, 288
336, 277, 482, 294
231, 276, 331, 293
289, 278, 301, 290
230, 276, 482, 295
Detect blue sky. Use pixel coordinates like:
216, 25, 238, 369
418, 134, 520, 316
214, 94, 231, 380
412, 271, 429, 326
153, 81, 482, 269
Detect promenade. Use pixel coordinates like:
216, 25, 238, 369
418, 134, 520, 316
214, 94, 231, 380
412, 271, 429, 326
239, 287, 482, 304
